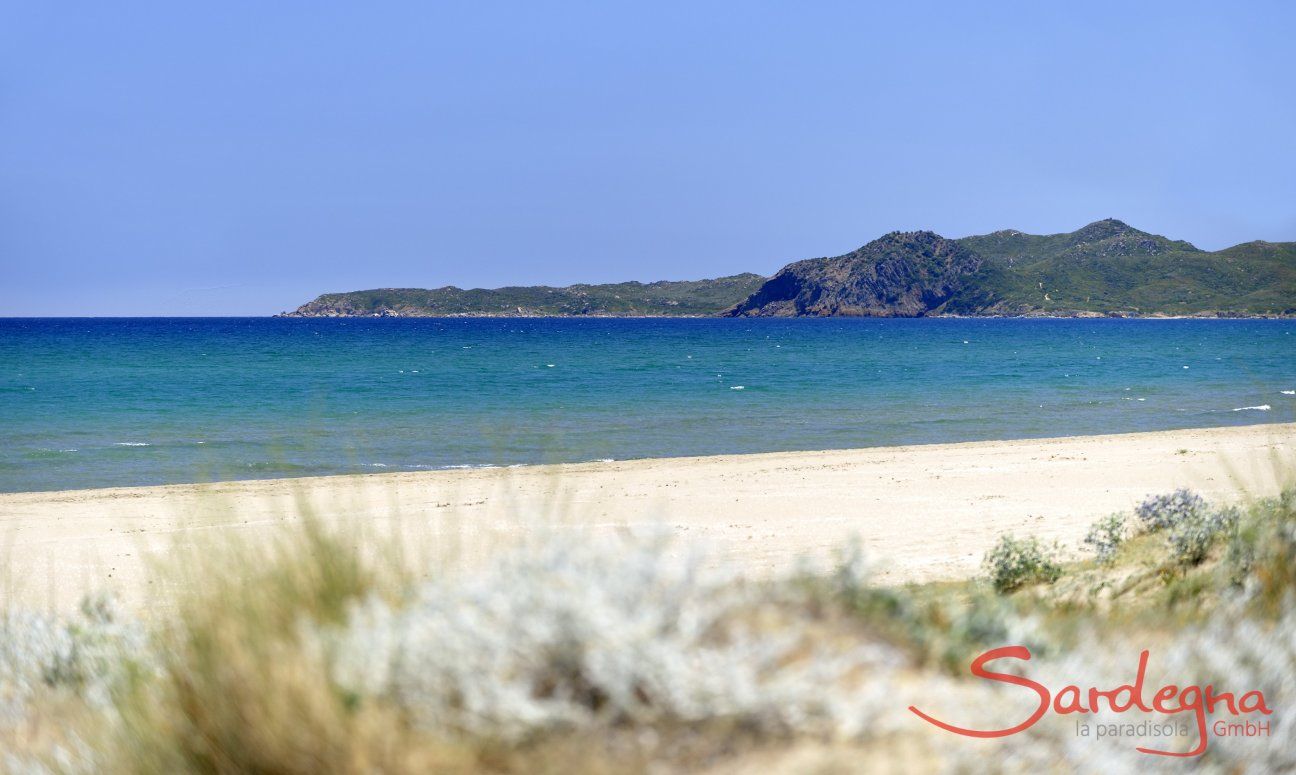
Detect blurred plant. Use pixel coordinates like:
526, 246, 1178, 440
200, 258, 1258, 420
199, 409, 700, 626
313, 530, 902, 743
1226, 489, 1296, 613
0, 595, 151, 730
823, 539, 1050, 672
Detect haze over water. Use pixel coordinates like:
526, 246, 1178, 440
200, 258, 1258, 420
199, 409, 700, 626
2, 317, 1293, 493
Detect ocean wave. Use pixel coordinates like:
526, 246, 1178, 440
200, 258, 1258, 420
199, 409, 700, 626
241, 461, 317, 472
1283, 390, 1295, 395
113, 442, 150, 447
1231, 405, 1272, 412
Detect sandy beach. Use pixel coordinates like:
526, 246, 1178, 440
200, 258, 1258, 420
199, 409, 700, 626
2, 422, 1292, 609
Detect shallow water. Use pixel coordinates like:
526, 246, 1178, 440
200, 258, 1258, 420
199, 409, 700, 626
1, 317, 1293, 492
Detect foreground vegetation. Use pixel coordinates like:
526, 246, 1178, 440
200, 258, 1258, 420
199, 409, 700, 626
3, 480, 1294, 773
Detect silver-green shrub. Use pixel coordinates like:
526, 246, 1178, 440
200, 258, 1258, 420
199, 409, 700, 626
1226, 490, 1296, 602
1083, 514, 1128, 565
1168, 505, 1239, 566
1135, 488, 1207, 532
982, 534, 1063, 594
310, 530, 905, 742
1, 595, 151, 740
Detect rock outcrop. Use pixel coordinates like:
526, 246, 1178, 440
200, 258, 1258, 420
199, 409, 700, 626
726, 231, 987, 317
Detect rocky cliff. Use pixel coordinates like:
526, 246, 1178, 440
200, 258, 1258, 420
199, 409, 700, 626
726, 231, 986, 317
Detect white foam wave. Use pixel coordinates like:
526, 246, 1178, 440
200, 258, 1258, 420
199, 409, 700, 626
1232, 405, 1272, 412
1282, 390, 1295, 395
113, 442, 150, 447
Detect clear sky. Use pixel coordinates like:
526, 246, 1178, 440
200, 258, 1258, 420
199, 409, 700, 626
3, 1, 1294, 316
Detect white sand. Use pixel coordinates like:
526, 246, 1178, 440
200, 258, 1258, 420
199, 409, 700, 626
1, 423, 1292, 609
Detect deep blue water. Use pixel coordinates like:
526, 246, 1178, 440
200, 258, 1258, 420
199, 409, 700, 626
1, 317, 1293, 493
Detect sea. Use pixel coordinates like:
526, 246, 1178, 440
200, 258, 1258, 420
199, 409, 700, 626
1, 317, 1293, 493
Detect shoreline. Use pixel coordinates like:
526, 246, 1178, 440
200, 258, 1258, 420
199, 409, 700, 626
3, 416, 1290, 496
2, 422, 1292, 608
275, 312, 1296, 319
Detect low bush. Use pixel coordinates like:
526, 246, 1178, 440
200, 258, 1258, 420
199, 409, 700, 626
0, 594, 151, 727
1082, 514, 1128, 565
1134, 488, 1207, 532
313, 531, 901, 743
1167, 505, 1238, 566
1226, 489, 1296, 611
821, 540, 1048, 671
982, 535, 1063, 594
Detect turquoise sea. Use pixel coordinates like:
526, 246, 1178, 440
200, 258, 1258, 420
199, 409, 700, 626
1, 318, 1293, 493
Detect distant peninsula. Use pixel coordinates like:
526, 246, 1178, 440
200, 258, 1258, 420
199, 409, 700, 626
279, 220, 1296, 318
281, 275, 767, 318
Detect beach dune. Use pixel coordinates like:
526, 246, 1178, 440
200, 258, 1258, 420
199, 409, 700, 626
2, 423, 1292, 610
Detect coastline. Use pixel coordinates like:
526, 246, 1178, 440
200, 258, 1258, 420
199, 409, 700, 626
3, 422, 1292, 610
276, 311, 1296, 319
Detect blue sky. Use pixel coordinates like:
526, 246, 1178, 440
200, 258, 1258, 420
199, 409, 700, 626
3, 1, 1294, 315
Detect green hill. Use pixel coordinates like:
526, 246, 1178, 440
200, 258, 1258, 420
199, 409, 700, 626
731, 219, 1296, 317
953, 219, 1296, 316
281, 274, 766, 317
282, 220, 1296, 318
